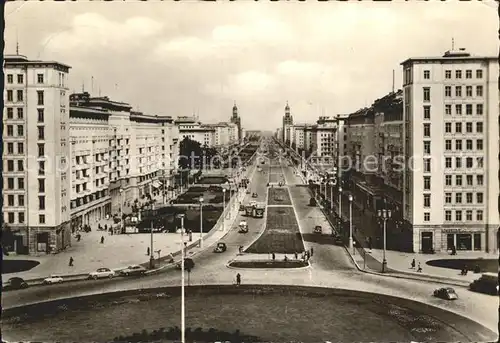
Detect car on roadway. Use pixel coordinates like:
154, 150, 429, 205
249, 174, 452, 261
88, 267, 116, 280
252, 192, 258, 198
313, 225, 322, 234
43, 275, 64, 285
214, 242, 227, 253
469, 272, 499, 295
120, 265, 147, 277
433, 287, 458, 300
2, 277, 28, 291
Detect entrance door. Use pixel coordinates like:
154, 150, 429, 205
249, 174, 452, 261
421, 232, 434, 253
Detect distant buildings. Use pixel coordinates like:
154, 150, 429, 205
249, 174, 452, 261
2, 54, 244, 255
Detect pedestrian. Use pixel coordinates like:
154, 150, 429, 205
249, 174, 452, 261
294, 252, 298, 260
69, 257, 74, 267
310, 247, 314, 257
417, 262, 422, 273
100, 236, 104, 244
410, 258, 415, 269
104, 224, 108, 231
272, 252, 275, 261
147, 247, 150, 256
236, 273, 241, 286
76, 233, 81, 242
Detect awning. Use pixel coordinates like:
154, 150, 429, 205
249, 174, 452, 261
152, 181, 162, 189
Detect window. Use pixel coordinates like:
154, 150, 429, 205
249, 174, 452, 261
423, 106, 431, 119
445, 193, 452, 204
17, 108, 23, 119
465, 122, 473, 133
38, 126, 45, 140
39, 214, 46, 224
17, 142, 23, 154
423, 141, 431, 154
445, 157, 452, 168
476, 69, 483, 78
7, 160, 14, 171
423, 70, 430, 79
455, 86, 462, 97
445, 70, 451, 79
38, 109, 44, 122
455, 210, 462, 221
445, 104, 451, 115
466, 104, 473, 115
7, 125, 13, 136
476, 104, 483, 115
474, 233, 481, 250
424, 176, 431, 190
455, 139, 462, 150
39, 196, 46, 210
455, 122, 462, 133
7, 90, 13, 101
37, 73, 44, 83
18, 212, 25, 224
445, 175, 452, 186
18, 178, 24, 189
466, 139, 473, 150
477, 175, 483, 185
423, 158, 431, 172
7, 178, 14, 189
445, 139, 452, 150
476, 85, 483, 97
477, 157, 483, 168
17, 160, 23, 171
424, 213, 430, 222
466, 70, 472, 79
477, 210, 483, 221
445, 210, 452, 221
423, 123, 430, 137
456, 70, 462, 79
7, 142, 14, 154
445, 122, 452, 133
466, 86, 472, 97
7, 107, 13, 119
38, 143, 45, 157
423, 194, 431, 207
18, 195, 24, 206
17, 125, 23, 136
7, 74, 13, 83
16, 90, 23, 102
466, 157, 473, 168
455, 175, 462, 186
38, 179, 45, 193
466, 211, 473, 221
476, 192, 483, 204
423, 87, 430, 102
455, 193, 462, 204
445, 86, 451, 97
455, 157, 461, 168
37, 91, 44, 105
7, 195, 14, 207
466, 192, 473, 203
476, 122, 483, 133
476, 139, 483, 150
455, 104, 462, 115
466, 175, 473, 186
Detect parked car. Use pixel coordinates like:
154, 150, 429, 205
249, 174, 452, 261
214, 242, 227, 253
252, 192, 258, 198
120, 265, 147, 277
43, 275, 64, 285
313, 225, 322, 234
3, 277, 28, 291
88, 267, 115, 280
433, 287, 458, 300
470, 272, 499, 295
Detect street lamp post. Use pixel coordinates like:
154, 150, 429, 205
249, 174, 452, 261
119, 188, 124, 233
177, 213, 186, 343
377, 209, 391, 273
150, 203, 155, 269
338, 186, 343, 220
329, 181, 334, 211
348, 195, 353, 251
222, 188, 226, 230
199, 197, 204, 248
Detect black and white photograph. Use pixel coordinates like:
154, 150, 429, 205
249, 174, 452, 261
1, 1, 499, 342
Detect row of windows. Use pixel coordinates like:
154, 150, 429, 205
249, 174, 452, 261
5, 142, 24, 154
445, 157, 486, 170
444, 139, 483, 151
444, 85, 483, 98
423, 69, 483, 80
5, 212, 46, 225
6, 73, 45, 84
6, 90, 45, 104
444, 192, 484, 205
423, 174, 483, 189
5, 108, 45, 122
422, 210, 484, 222
422, 104, 483, 120
422, 157, 484, 173
444, 121, 482, 134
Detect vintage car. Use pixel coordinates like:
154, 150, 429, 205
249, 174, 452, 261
42, 275, 64, 285
433, 287, 458, 300
214, 242, 227, 253
470, 273, 499, 295
2, 277, 28, 291
88, 267, 115, 280
120, 265, 147, 277
313, 225, 322, 234
238, 220, 249, 233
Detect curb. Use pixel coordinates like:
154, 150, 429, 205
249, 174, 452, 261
225, 258, 311, 271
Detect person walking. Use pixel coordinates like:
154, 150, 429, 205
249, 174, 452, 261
147, 247, 150, 256
100, 236, 104, 244
417, 262, 422, 273
69, 257, 74, 267
410, 258, 416, 269
310, 247, 314, 257
236, 273, 241, 286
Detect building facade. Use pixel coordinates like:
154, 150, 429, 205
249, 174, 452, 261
3, 54, 72, 254
401, 48, 499, 253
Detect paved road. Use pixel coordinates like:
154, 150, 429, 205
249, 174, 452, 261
2, 143, 497, 336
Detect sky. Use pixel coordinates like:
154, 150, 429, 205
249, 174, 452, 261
5, 1, 498, 130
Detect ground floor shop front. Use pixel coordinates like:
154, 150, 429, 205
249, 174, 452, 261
412, 225, 498, 254
5, 223, 72, 255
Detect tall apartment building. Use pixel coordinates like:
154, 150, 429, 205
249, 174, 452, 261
204, 122, 238, 147
3, 54, 72, 254
402, 48, 499, 253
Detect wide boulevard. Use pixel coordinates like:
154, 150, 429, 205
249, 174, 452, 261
2, 141, 496, 334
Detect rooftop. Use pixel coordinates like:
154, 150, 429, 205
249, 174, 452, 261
4, 54, 71, 70
400, 48, 496, 65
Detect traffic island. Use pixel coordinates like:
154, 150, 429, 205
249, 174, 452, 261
3, 285, 495, 343
228, 259, 309, 269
